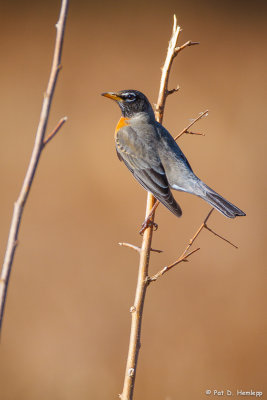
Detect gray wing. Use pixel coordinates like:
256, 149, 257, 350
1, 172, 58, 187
116, 125, 182, 217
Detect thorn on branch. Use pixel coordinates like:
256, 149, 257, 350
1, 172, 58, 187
150, 248, 163, 253
119, 242, 141, 253
188, 41, 200, 46
167, 86, 180, 96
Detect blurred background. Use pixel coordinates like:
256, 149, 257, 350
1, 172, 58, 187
0, 0, 266, 399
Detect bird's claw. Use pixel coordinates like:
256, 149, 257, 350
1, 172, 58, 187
139, 218, 158, 235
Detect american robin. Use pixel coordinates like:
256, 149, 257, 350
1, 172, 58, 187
102, 89, 246, 219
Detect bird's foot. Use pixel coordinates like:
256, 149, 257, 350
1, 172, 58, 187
139, 218, 158, 235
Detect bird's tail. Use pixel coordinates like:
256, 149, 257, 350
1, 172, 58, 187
199, 182, 246, 218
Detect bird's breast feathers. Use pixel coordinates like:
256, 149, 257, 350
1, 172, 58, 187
115, 117, 129, 137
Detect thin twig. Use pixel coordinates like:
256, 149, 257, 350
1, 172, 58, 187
174, 110, 208, 141
174, 40, 199, 56
0, 0, 69, 334
43, 116, 67, 147
149, 247, 200, 282
154, 15, 182, 124
204, 225, 238, 249
119, 242, 163, 254
185, 131, 205, 136
119, 243, 141, 253
120, 15, 197, 400
149, 208, 238, 282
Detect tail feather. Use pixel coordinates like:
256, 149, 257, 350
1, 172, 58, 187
199, 183, 246, 218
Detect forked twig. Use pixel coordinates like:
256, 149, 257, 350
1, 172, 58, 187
0, 0, 69, 334
174, 110, 208, 141
148, 247, 200, 282
149, 208, 238, 282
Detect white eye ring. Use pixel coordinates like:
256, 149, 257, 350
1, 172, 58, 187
126, 94, 136, 101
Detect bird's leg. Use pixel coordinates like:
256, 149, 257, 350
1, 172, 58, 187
139, 201, 160, 235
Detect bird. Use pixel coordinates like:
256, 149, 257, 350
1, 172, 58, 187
102, 89, 246, 220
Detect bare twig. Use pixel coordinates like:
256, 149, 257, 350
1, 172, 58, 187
150, 208, 238, 282
0, 0, 69, 334
43, 116, 67, 147
119, 243, 141, 253
120, 15, 197, 400
174, 40, 199, 55
119, 242, 163, 254
174, 110, 208, 141
154, 15, 182, 124
149, 247, 200, 282
204, 225, 238, 249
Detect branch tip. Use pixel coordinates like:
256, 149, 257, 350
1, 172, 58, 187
43, 116, 67, 147
175, 109, 209, 141
167, 86, 180, 96
188, 41, 200, 46
118, 242, 141, 253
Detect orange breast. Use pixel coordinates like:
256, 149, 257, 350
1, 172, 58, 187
115, 117, 129, 137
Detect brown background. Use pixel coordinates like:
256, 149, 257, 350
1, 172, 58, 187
0, 0, 266, 399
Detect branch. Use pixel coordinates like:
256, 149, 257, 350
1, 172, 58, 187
119, 243, 163, 254
43, 116, 67, 147
174, 110, 208, 141
149, 247, 200, 282
154, 15, 197, 124
120, 15, 197, 400
0, 0, 69, 334
149, 208, 238, 282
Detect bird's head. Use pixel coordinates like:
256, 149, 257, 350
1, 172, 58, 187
101, 89, 155, 119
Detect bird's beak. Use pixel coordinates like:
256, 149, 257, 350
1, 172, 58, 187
101, 92, 123, 101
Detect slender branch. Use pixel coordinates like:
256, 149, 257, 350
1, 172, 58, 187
120, 195, 155, 400
150, 208, 238, 282
120, 15, 197, 400
119, 242, 163, 254
0, 0, 69, 334
149, 247, 200, 282
154, 15, 181, 124
119, 243, 141, 253
43, 116, 67, 147
174, 40, 199, 55
204, 225, 238, 249
174, 110, 208, 141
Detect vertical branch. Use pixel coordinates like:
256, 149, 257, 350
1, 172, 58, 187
0, 0, 69, 334
120, 15, 195, 400
155, 15, 181, 124
120, 196, 155, 400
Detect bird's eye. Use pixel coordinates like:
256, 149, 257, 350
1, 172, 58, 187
126, 93, 136, 101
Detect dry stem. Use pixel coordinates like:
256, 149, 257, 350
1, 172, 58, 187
0, 0, 69, 334
119, 243, 163, 254
150, 208, 238, 282
174, 110, 208, 141
120, 15, 197, 400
